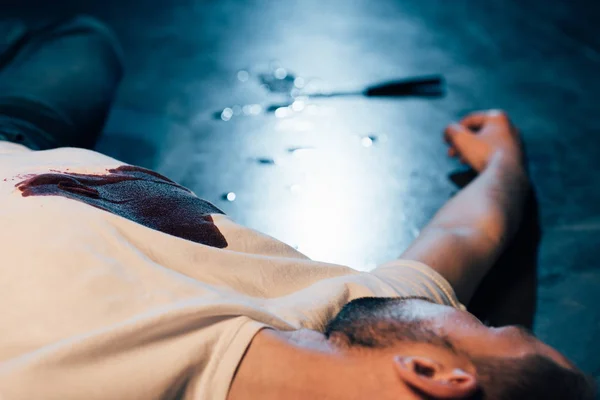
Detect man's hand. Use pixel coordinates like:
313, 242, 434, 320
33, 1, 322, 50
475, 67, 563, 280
384, 110, 531, 303
444, 110, 525, 173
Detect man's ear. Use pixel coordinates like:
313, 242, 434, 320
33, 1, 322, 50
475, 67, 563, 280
393, 356, 478, 399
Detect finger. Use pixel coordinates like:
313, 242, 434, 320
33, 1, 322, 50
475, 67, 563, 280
460, 109, 508, 131
445, 123, 486, 169
445, 123, 477, 151
443, 126, 454, 144
443, 122, 461, 144
460, 112, 488, 130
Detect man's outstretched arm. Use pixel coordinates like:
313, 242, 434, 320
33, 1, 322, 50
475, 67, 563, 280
399, 110, 530, 304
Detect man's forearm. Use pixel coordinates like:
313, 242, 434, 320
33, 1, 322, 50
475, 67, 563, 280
401, 154, 530, 303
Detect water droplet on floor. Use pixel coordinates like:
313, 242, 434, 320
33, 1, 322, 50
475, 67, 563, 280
251, 104, 263, 115
288, 147, 317, 157
221, 108, 233, 121
237, 70, 250, 82
266, 103, 291, 113
259, 63, 297, 94
291, 99, 305, 112
242, 104, 262, 115
294, 77, 305, 88
253, 157, 276, 165
275, 107, 292, 118
222, 192, 237, 202
274, 67, 288, 80
260, 74, 296, 93
360, 134, 379, 147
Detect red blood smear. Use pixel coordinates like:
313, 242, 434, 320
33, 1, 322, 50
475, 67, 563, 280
16, 165, 228, 248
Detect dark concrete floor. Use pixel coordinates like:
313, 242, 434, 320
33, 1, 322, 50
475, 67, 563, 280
3, 0, 599, 386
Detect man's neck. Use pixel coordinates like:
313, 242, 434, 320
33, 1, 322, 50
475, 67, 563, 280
227, 328, 410, 400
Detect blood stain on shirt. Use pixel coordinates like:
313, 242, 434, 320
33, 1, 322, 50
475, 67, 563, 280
16, 165, 228, 248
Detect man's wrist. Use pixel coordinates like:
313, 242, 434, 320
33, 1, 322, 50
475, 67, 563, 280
489, 151, 530, 190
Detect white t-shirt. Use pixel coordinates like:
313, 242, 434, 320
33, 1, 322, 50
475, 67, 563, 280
0, 143, 463, 400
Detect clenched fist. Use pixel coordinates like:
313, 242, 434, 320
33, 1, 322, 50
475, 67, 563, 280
444, 110, 525, 173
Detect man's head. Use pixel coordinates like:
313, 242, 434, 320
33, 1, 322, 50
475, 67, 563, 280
324, 297, 596, 399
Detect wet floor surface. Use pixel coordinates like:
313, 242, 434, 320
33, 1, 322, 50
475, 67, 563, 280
2, 0, 599, 384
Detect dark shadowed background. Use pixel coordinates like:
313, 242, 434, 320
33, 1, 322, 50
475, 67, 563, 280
2, 0, 598, 386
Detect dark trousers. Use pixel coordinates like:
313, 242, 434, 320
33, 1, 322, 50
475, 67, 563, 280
0, 16, 123, 150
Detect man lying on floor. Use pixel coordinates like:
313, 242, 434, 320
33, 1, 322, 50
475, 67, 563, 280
0, 16, 596, 400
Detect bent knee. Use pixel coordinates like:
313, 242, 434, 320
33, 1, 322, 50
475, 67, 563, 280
56, 15, 124, 76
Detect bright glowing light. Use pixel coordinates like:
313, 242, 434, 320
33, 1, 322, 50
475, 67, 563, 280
249, 104, 262, 115
291, 100, 305, 112
221, 108, 233, 121
242, 104, 262, 116
361, 136, 373, 147
274, 67, 287, 79
237, 70, 249, 82
274, 107, 291, 118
